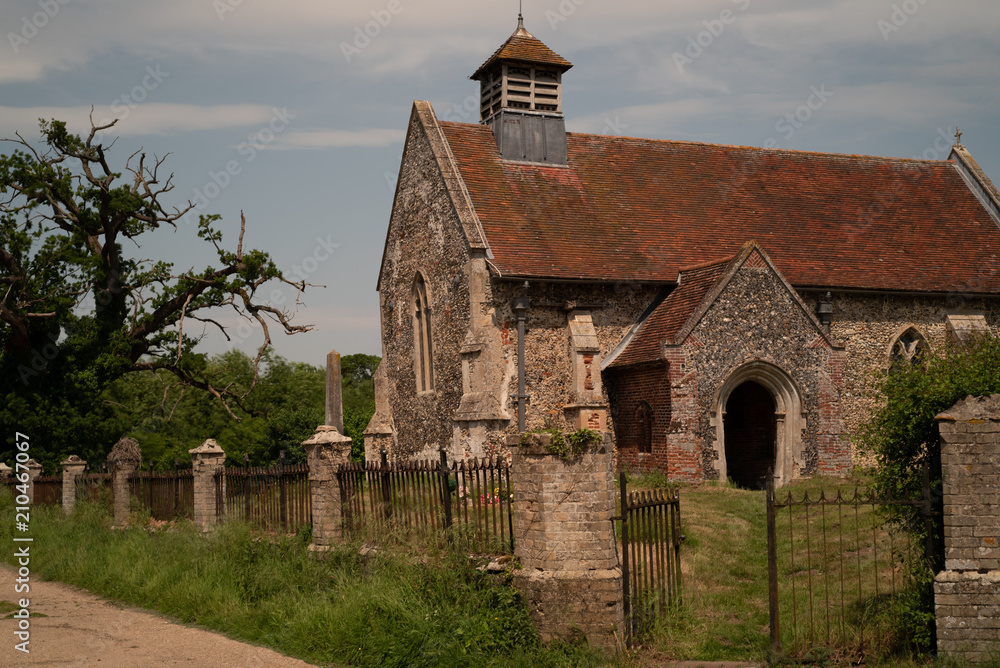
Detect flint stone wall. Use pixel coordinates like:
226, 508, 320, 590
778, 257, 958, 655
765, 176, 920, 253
934, 394, 1000, 663
823, 293, 1000, 466
378, 107, 475, 461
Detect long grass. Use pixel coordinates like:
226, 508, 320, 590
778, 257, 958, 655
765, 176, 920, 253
0, 491, 606, 668
625, 475, 947, 667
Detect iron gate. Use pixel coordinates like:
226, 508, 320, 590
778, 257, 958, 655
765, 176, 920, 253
613, 472, 683, 647
766, 471, 936, 661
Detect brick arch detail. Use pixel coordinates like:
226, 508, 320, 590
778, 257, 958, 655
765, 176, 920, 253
709, 360, 807, 487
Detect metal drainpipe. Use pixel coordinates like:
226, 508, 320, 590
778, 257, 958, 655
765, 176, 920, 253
512, 288, 530, 433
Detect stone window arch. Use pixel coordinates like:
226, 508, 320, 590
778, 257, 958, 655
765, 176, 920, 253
411, 273, 435, 393
888, 326, 930, 367
634, 401, 653, 454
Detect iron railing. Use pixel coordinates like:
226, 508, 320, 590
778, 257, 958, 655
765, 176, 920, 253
766, 471, 936, 661
614, 472, 683, 648
215, 458, 311, 533
337, 450, 514, 555
75, 469, 112, 504
128, 465, 194, 520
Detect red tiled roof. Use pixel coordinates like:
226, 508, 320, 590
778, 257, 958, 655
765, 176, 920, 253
471, 23, 572, 80
438, 121, 1000, 294
609, 257, 731, 368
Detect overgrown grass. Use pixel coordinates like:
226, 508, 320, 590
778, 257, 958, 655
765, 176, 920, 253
0, 491, 607, 668
624, 474, 946, 667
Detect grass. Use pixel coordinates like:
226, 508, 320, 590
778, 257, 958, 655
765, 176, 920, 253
0, 491, 607, 668
6, 476, 996, 667
623, 473, 942, 667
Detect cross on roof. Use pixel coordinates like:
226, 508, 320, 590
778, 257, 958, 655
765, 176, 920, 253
955, 128, 963, 146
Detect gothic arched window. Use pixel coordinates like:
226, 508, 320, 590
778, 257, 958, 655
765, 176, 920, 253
411, 273, 434, 393
890, 327, 929, 367
635, 401, 653, 454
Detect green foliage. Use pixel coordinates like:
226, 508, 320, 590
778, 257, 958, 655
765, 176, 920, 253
859, 334, 1000, 565
520, 427, 602, 461
0, 492, 605, 668
0, 118, 310, 471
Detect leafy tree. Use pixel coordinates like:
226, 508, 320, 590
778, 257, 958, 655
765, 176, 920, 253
859, 333, 1000, 567
0, 117, 314, 469
340, 353, 379, 460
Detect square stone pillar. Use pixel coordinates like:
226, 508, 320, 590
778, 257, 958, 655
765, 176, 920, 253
61, 455, 86, 515
25, 459, 43, 505
302, 426, 352, 551
934, 395, 1000, 664
108, 437, 141, 528
189, 439, 226, 532
509, 431, 623, 651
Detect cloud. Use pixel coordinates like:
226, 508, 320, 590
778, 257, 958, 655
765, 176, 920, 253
0, 104, 283, 138
266, 128, 406, 150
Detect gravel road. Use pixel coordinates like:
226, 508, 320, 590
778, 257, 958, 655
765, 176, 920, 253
0, 565, 321, 667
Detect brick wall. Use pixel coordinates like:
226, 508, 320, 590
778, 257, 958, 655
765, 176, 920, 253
606, 363, 671, 474
934, 394, 1000, 664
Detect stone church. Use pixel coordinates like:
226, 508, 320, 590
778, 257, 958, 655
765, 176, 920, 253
364, 17, 1000, 487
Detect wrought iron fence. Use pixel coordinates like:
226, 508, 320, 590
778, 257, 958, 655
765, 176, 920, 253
613, 472, 683, 648
76, 470, 112, 504
766, 472, 935, 661
215, 458, 311, 533
0, 473, 62, 505
337, 451, 514, 555
128, 465, 194, 520
32, 475, 62, 506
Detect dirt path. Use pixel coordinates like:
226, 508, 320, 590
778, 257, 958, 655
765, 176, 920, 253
0, 565, 322, 667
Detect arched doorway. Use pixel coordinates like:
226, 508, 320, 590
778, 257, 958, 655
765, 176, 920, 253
710, 360, 806, 488
723, 381, 776, 489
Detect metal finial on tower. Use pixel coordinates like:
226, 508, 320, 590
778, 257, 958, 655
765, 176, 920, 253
518, 0, 524, 27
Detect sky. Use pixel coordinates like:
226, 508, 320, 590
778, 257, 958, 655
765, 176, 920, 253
2, 0, 998, 367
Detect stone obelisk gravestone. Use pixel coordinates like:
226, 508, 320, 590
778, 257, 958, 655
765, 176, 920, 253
326, 350, 343, 434
304, 349, 351, 552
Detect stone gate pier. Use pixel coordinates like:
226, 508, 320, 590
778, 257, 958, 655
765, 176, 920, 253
935, 394, 1000, 663
510, 432, 624, 651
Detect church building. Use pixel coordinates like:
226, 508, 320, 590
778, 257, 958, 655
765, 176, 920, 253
364, 17, 1000, 487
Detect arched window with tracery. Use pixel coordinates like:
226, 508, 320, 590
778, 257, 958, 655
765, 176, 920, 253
634, 401, 653, 454
890, 326, 929, 368
411, 273, 434, 392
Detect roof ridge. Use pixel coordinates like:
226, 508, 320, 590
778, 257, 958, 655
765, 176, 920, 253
679, 255, 736, 274
565, 131, 951, 165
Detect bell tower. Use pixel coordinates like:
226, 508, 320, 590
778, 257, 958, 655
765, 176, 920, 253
470, 15, 572, 165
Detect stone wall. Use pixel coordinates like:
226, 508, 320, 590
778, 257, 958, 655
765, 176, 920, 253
377, 106, 476, 460
821, 292, 1000, 465
510, 432, 623, 650
934, 394, 1000, 663
682, 260, 847, 482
